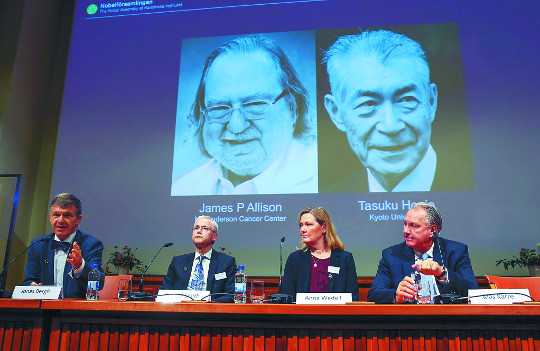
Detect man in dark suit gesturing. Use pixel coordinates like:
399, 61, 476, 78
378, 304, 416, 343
367, 202, 478, 304
160, 216, 236, 302
22, 193, 105, 298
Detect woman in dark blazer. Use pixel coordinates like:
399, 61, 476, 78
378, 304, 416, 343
282, 207, 359, 301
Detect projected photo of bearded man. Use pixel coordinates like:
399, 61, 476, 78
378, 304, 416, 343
172, 35, 317, 195
323, 30, 438, 192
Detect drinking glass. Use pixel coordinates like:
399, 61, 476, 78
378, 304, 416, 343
118, 278, 132, 301
250, 280, 265, 304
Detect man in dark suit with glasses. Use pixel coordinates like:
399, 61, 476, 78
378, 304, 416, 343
160, 216, 236, 302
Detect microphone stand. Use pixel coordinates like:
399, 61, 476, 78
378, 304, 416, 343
129, 242, 173, 301
434, 234, 464, 304
269, 236, 291, 303
279, 236, 284, 291
0, 235, 54, 298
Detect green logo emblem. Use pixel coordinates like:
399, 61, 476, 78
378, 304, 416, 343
87, 4, 98, 15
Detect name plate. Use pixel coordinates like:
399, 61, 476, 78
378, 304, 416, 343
156, 290, 211, 303
468, 289, 531, 304
12, 285, 62, 300
296, 293, 352, 304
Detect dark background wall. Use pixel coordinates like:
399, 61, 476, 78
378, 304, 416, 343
0, 0, 72, 290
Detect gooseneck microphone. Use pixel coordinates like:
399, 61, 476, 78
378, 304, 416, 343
433, 232, 464, 304
129, 242, 173, 301
279, 236, 285, 290
433, 233, 446, 274
0, 234, 54, 297
268, 236, 292, 303
433, 232, 447, 285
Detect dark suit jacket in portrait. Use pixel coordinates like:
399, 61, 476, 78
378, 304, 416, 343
367, 237, 478, 304
282, 248, 359, 301
22, 230, 105, 298
160, 250, 236, 303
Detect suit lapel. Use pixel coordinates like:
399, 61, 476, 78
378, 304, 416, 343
180, 253, 195, 288
328, 249, 341, 293
62, 231, 80, 288
401, 244, 416, 278
432, 238, 444, 267
300, 250, 311, 293
206, 250, 220, 291
43, 240, 56, 285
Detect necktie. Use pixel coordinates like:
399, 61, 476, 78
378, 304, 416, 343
52, 241, 71, 253
189, 256, 205, 291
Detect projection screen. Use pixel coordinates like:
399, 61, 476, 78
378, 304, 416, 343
49, 0, 540, 276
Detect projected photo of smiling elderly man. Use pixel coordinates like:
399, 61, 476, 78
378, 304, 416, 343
171, 32, 317, 196
319, 26, 474, 193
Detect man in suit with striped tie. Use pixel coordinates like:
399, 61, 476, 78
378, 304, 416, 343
368, 202, 478, 304
160, 216, 236, 302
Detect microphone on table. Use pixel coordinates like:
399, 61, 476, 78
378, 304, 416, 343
129, 242, 173, 301
268, 236, 292, 304
0, 234, 54, 298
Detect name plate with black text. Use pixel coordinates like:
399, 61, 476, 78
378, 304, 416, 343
12, 285, 62, 300
155, 290, 211, 302
468, 289, 531, 304
296, 293, 352, 304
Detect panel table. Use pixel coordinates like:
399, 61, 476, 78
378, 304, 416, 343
42, 299, 540, 351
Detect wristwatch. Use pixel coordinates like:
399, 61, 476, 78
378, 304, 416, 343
435, 268, 447, 280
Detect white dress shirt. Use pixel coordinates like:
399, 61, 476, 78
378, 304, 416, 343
171, 139, 318, 195
368, 145, 437, 192
53, 231, 85, 288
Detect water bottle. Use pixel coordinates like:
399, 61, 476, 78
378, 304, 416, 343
234, 265, 247, 303
86, 263, 100, 300
406, 269, 421, 303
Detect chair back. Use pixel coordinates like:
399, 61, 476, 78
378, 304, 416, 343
485, 275, 540, 301
98, 275, 133, 300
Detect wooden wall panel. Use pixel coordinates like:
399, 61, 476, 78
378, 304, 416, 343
264, 328, 276, 351
0, 316, 42, 351
221, 327, 232, 351
21, 323, 32, 351
242, 328, 254, 351
79, 324, 90, 351
97, 324, 109, 351
47, 317, 540, 351
138, 325, 149, 351
320, 329, 332, 351
169, 326, 180, 351
0, 321, 5, 348
2, 323, 14, 351
65, 325, 76, 351
118, 324, 129, 351
254, 328, 265, 351
200, 327, 211, 351
11, 322, 23, 350
159, 326, 170, 350
109, 324, 120, 351
88, 324, 100, 351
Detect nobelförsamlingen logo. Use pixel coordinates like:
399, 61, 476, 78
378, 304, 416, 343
87, 4, 98, 14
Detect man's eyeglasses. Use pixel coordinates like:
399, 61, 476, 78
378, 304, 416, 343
202, 90, 288, 124
193, 226, 213, 233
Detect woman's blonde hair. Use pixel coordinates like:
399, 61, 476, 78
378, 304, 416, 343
299, 207, 344, 251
